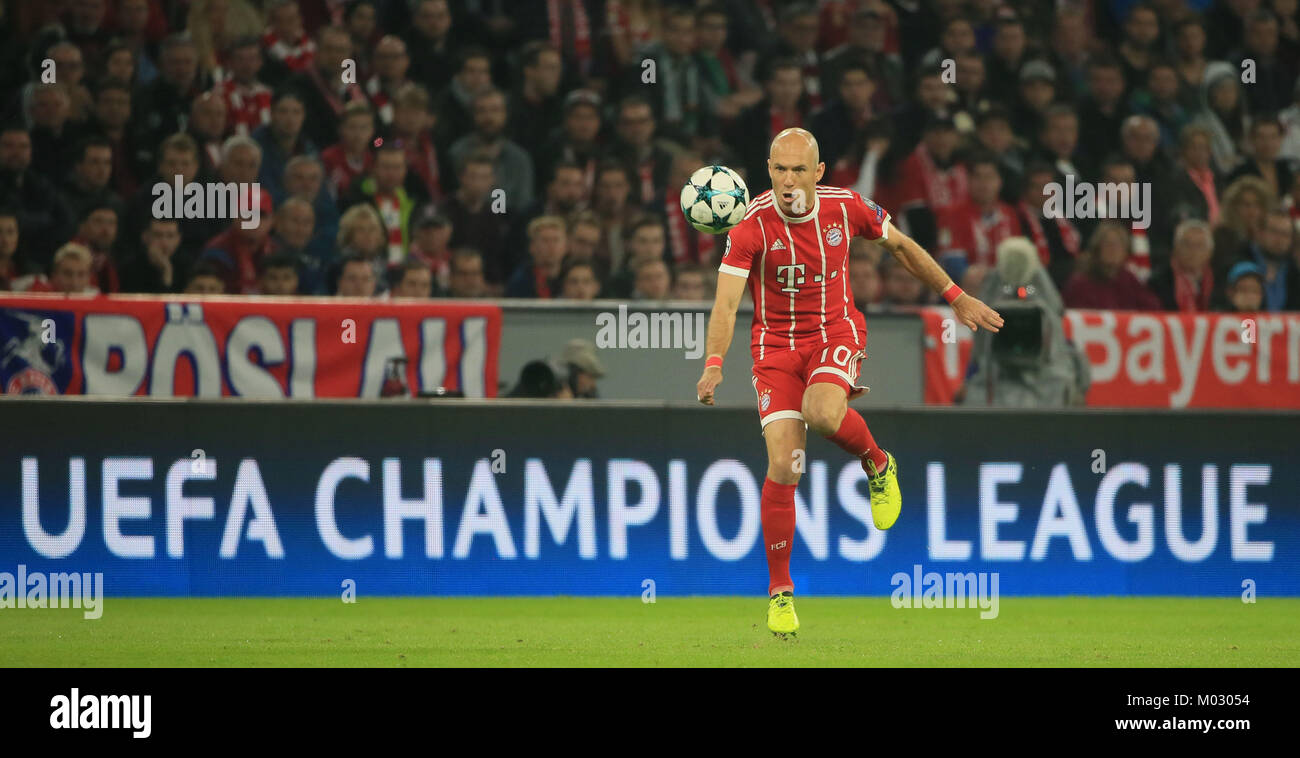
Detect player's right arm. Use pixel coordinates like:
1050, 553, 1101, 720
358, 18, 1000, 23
696, 220, 761, 405
696, 271, 747, 405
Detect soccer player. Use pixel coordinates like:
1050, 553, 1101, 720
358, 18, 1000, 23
695, 128, 1003, 636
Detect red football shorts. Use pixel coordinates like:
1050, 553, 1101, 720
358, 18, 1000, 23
751, 338, 867, 428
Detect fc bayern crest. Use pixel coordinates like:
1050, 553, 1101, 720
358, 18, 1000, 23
759, 388, 771, 411
825, 227, 844, 246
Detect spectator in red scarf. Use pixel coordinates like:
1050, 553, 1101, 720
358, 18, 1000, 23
1016, 162, 1082, 291
1169, 124, 1222, 226
1063, 222, 1162, 310
1149, 219, 1218, 311
321, 103, 375, 199
262, 0, 316, 74
505, 215, 567, 298
944, 152, 1023, 267
199, 189, 277, 294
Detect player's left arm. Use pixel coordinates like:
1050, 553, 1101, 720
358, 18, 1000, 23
877, 227, 1004, 332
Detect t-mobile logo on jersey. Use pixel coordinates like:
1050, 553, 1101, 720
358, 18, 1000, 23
775, 264, 806, 293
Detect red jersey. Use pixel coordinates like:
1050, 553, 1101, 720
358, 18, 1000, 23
719, 185, 889, 360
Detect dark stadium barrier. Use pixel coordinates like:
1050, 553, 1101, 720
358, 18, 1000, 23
3, 398, 1296, 597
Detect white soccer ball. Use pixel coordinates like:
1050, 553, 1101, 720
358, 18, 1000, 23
680, 165, 750, 234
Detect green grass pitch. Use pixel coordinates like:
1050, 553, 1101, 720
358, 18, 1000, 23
4, 597, 1297, 667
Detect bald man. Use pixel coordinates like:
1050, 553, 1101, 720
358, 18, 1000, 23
695, 128, 1003, 636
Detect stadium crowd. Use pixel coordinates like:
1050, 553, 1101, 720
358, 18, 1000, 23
0, 0, 1298, 314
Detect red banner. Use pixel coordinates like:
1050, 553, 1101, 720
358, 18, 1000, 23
921, 306, 1300, 408
0, 294, 501, 398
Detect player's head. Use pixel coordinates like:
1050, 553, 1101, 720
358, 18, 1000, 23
767, 128, 824, 217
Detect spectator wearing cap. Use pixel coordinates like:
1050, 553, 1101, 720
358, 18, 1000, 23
508, 42, 565, 162
1149, 219, 1218, 312
199, 188, 277, 294
1227, 116, 1295, 199
820, 6, 903, 114
538, 90, 604, 199
1192, 61, 1249, 175
550, 338, 604, 399
505, 215, 566, 298
321, 103, 375, 199
1236, 208, 1300, 310
408, 208, 453, 292
1010, 60, 1057, 142
449, 88, 535, 210
811, 61, 877, 171
1077, 55, 1132, 175
443, 152, 510, 284
253, 90, 318, 204
1220, 260, 1267, 311
1063, 222, 1161, 310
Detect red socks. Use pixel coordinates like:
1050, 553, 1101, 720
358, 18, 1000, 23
827, 408, 889, 471
760, 477, 796, 596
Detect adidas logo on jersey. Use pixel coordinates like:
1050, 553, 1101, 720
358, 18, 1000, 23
770, 239, 786, 251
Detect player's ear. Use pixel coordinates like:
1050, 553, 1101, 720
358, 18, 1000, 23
815, 162, 825, 182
